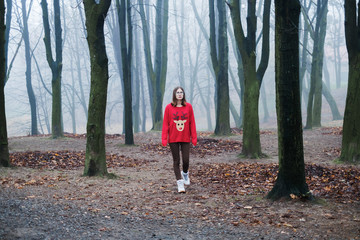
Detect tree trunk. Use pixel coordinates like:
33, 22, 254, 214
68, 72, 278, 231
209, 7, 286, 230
133, 27, 141, 133
209, 0, 231, 136
341, 0, 360, 163
153, 0, 168, 131
267, 0, 310, 200
41, 0, 63, 138
229, 0, 271, 157
21, 0, 38, 135
305, 0, 328, 129
322, 81, 342, 120
4, 0, 10, 83
117, 0, 134, 144
139, 0, 168, 131
83, 0, 111, 177
74, 26, 88, 119
174, 0, 185, 88
0, 0, 9, 167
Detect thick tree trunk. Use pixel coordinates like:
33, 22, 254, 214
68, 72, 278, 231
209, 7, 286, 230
267, 0, 310, 200
21, 0, 38, 136
341, 0, 360, 163
0, 0, 9, 167
229, 0, 270, 157
209, 0, 231, 136
83, 0, 111, 177
242, 61, 261, 157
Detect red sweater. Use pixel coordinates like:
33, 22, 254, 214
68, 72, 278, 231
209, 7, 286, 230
162, 103, 197, 146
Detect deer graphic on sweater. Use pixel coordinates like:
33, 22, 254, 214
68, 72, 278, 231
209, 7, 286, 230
173, 111, 188, 131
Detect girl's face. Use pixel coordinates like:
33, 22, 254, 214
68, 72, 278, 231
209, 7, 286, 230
175, 88, 184, 101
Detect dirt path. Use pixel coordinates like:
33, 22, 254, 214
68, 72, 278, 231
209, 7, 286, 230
1, 126, 359, 239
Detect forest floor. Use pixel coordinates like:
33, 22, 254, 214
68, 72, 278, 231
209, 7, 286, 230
1, 122, 359, 239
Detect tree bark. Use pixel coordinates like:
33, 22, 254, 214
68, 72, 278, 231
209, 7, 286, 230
0, 0, 9, 167
267, 0, 310, 200
304, 0, 328, 129
41, 0, 63, 138
139, 0, 168, 131
341, 0, 360, 163
21, 0, 38, 135
209, 0, 231, 136
83, 0, 111, 177
229, 0, 271, 157
117, 0, 134, 144
321, 81, 342, 120
4, 0, 10, 83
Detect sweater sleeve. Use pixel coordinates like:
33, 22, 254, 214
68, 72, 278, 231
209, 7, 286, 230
189, 104, 197, 146
161, 105, 169, 146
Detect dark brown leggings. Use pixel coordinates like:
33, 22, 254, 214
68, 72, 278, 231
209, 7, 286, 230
169, 142, 190, 180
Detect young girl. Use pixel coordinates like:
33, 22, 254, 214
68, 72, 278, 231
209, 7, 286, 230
162, 87, 197, 193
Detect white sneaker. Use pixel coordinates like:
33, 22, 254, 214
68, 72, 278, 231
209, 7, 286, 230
177, 179, 185, 193
181, 171, 190, 185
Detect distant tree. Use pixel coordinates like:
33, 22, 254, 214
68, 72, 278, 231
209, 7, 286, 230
299, 0, 311, 106
133, 25, 143, 133
304, 0, 328, 129
267, 0, 310, 200
21, 0, 38, 135
228, 0, 271, 157
138, 0, 169, 131
174, 0, 186, 89
83, 0, 111, 177
328, 1, 344, 89
209, 0, 231, 135
0, 0, 9, 167
116, 0, 134, 144
41, 0, 63, 138
340, 0, 360, 163
190, 0, 214, 130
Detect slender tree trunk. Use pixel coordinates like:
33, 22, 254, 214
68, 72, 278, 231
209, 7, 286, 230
322, 81, 342, 120
190, 0, 217, 129
341, 0, 360, 163
133, 28, 141, 133
74, 27, 88, 119
153, 0, 168, 131
83, 0, 111, 177
305, 0, 328, 129
41, 0, 63, 138
0, 0, 9, 167
267, 0, 310, 200
174, 0, 185, 88
260, 83, 270, 122
139, 0, 168, 131
21, 0, 38, 135
117, 0, 134, 144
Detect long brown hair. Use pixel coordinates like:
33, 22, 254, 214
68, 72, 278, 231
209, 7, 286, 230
171, 86, 187, 107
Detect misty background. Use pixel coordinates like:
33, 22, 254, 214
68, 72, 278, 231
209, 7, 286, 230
4, 0, 347, 137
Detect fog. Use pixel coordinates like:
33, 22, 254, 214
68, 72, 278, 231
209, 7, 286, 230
4, 0, 348, 137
